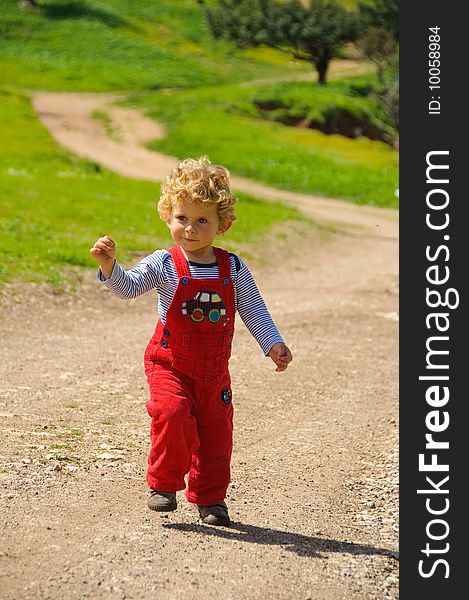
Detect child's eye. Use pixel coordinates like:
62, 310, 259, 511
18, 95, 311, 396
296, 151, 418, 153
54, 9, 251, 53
176, 215, 187, 222
198, 218, 208, 224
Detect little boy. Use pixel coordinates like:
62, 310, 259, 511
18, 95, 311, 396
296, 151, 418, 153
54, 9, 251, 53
90, 157, 292, 526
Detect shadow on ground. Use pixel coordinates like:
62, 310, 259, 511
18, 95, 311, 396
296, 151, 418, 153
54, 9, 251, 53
41, 1, 131, 28
163, 522, 399, 560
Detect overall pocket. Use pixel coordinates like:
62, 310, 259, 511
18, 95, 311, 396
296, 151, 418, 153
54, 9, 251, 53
144, 360, 190, 418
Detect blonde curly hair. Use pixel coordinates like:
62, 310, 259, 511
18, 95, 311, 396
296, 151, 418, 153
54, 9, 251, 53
158, 156, 237, 229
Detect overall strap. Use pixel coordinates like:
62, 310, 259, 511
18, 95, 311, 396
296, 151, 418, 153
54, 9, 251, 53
168, 246, 190, 278
214, 247, 231, 279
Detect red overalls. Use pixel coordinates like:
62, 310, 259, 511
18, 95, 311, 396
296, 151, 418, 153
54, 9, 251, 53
143, 245, 235, 506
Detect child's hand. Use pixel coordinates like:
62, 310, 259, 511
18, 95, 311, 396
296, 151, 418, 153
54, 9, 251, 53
268, 342, 293, 372
90, 236, 116, 275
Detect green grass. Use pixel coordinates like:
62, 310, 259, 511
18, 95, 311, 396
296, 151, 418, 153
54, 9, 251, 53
0, 88, 305, 289
125, 76, 399, 208
249, 77, 396, 136
0, 0, 310, 91
0, 2, 398, 291
92, 110, 122, 141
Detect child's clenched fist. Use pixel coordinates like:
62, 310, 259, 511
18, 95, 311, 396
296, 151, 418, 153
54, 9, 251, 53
90, 236, 116, 277
268, 342, 293, 372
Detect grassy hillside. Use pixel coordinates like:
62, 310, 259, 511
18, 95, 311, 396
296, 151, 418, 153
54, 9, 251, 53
0, 0, 310, 91
0, 88, 304, 289
0, 1, 398, 288
125, 76, 398, 208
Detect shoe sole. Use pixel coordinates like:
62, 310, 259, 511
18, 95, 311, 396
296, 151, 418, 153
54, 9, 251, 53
148, 501, 177, 512
200, 515, 231, 526
197, 507, 231, 526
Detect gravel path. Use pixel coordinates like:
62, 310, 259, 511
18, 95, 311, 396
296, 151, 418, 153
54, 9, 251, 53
0, 93, 398, 599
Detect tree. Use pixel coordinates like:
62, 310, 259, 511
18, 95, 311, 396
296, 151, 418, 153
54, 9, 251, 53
205, 0, 358, 85
358, 26, 396, 85
279, 0, 358, 85
206, 0, 276, 49
374, 47, 399, 136
358, 0, 399, 42
357, 1, 399, 137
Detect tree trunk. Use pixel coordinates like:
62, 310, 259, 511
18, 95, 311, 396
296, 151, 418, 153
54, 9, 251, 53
314, 47, 331, 86
315, 59, 328, 86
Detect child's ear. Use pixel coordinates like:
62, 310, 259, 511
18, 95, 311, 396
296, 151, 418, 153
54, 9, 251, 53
218, 221, 232, 235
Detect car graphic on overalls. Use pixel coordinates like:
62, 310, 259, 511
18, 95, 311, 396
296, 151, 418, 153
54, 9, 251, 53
181, 290, 227, 323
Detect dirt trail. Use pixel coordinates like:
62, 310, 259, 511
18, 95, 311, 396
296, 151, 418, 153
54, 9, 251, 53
0, 91, 398, 599
32, 91, 397, 236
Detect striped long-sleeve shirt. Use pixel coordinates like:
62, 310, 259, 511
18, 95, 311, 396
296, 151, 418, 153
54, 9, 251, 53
97, 249, 283, 355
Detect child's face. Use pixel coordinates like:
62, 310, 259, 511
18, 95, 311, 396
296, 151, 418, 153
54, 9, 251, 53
168, 201, 227, 257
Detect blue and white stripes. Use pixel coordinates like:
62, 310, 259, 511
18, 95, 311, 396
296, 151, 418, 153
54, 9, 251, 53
97, 249, 283, 355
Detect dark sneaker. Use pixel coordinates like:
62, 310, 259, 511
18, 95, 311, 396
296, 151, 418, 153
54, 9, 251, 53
148, 489, 177, 512
197, 501, 231, 526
